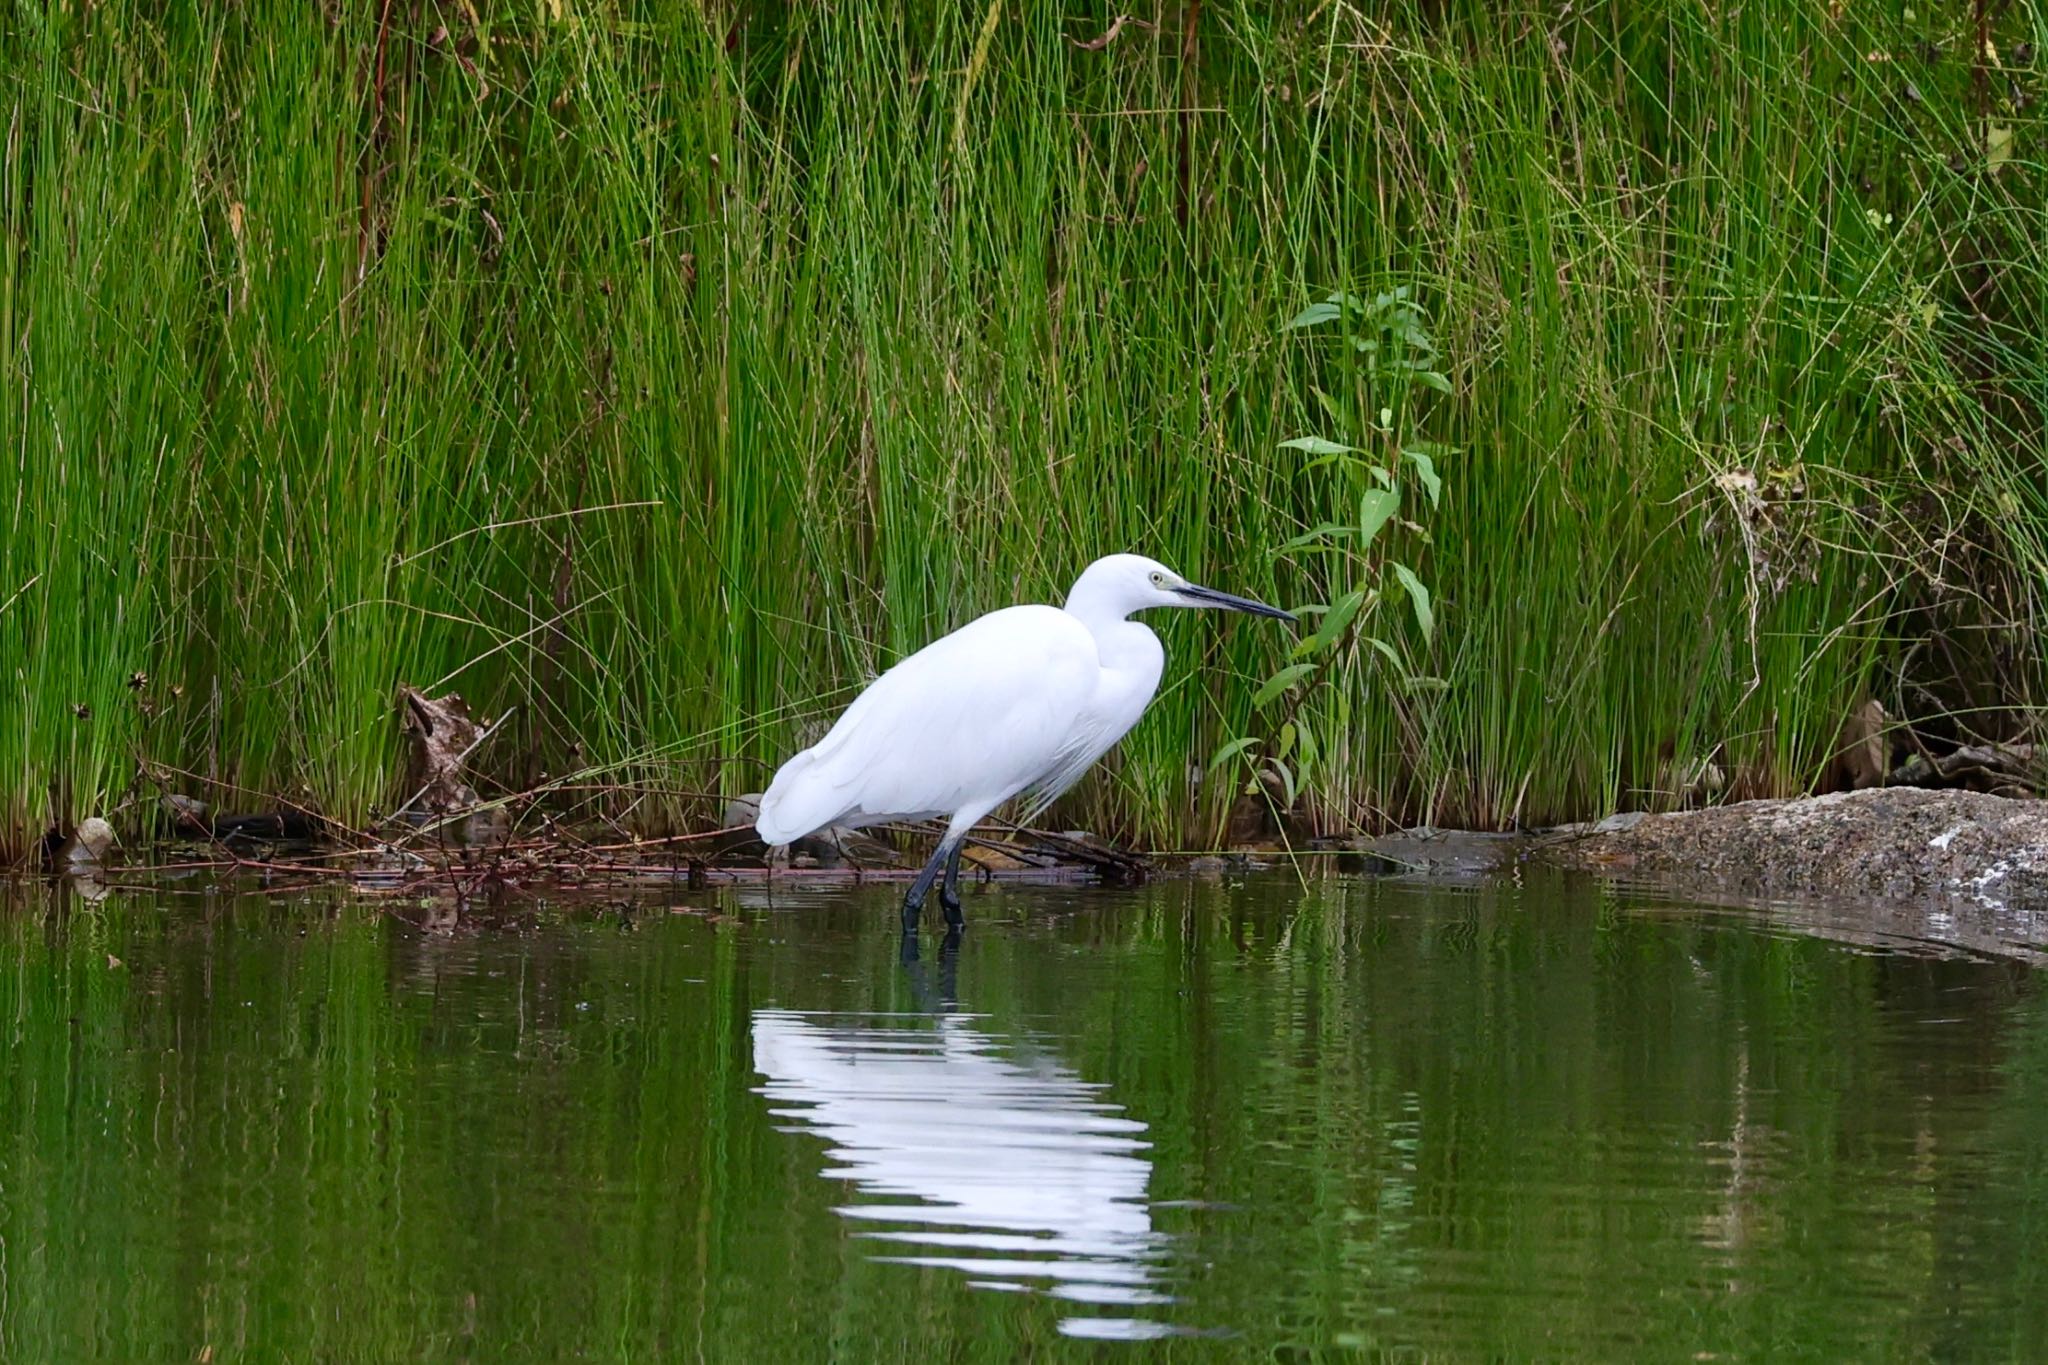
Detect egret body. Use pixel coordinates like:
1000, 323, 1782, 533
756, 554, 1292, 936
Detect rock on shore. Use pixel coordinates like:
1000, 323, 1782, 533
1537, 787, 2048, 911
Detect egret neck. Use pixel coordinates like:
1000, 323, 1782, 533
1060, 565, 1168, 742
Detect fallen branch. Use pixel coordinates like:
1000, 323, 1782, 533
1888, 741, 2036, 790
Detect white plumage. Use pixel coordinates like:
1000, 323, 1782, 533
757, 553, 1292, 934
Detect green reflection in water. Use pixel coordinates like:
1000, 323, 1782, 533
0, 875, 2042, 1358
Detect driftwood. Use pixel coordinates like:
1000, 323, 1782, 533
983, 820, 1150, 880
156, 794, 322, 842
1888, 741, 2036, 793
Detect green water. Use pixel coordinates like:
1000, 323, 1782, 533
2, 873, 2045, 1359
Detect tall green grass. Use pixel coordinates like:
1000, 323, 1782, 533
2, 2, 2042, 856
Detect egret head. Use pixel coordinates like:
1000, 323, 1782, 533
1067, 554, 1295, 624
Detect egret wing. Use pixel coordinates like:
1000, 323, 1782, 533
757, 605, 1102, 841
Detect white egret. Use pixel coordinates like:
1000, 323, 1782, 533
756, 553, 1293, 935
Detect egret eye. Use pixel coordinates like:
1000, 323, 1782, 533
1149, 571, 1166, 587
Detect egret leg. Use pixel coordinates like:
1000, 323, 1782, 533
937, 844, 966, 931
900, 838, 955, 936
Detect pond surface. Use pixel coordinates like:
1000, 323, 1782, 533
2, 872, 2046, 1358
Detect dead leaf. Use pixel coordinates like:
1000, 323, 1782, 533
1987, 123, 2013, 171
399, 687, 484, 813
1070, 14, 1154, 50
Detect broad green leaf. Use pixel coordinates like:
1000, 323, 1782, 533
1276, 759, 1299, 809
1401, 446, 1442, 506
1280, 522, 1354, 552
1313, 387, 1343, 426
1308, 453, 1390, 499
1290, 608, 1339, 657
1283, 301, 1342, 330
1365, 636, 1402, 667
1414, 370, 1453, 395
1295, 723, 1319, 769
1390, 561, 1433, 641
1206, 736, 1260, 773
1359, 487, 1399, 548
1303, 452, 1368, 480
1251, 662, 1318, 708
1275, 721, 1296, 762
1277, 435, 1357, 456
1395, 321, 1438, 355
1402, 675, 1450, 694
1308, 588, 1368, 652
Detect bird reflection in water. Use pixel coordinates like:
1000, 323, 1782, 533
751, 947, 1183, 1339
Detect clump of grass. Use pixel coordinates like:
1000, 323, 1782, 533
1, 1, 2041, 859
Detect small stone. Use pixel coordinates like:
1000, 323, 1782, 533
161, 793, 211, 834
66, 817, 117, 865
964, 845, 1035, 873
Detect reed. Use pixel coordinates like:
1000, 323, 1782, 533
2, 2, 2041, 856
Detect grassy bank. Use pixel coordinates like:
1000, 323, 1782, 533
3, 1, 2042, 856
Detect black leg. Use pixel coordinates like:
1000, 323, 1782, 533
938, 844, 966, 931
900, 838, 953, 937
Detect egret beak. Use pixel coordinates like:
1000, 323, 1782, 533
1173, 583, 1295, 623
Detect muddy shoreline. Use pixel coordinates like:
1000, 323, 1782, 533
25, 789, 2048, 946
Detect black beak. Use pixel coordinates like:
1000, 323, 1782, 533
1173, 583, 1295, 623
